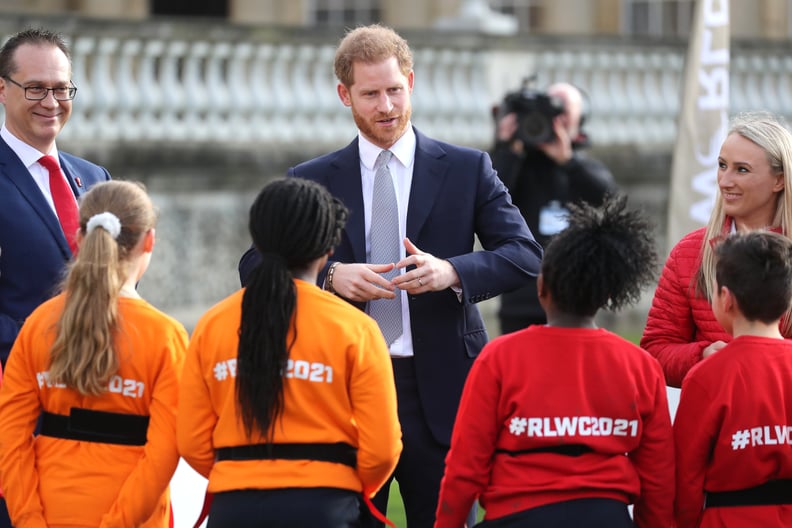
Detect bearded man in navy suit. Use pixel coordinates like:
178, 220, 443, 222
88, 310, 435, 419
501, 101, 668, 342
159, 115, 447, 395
0, 28, 111, 371
240, 24, 541, 528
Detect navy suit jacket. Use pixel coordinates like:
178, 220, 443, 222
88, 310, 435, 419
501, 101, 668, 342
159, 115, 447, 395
240, 128, 542, 444
0, 138, 111, 364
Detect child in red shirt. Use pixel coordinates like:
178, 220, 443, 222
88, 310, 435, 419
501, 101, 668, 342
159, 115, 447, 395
675, 231, 792, 527
435, 195, 674, 528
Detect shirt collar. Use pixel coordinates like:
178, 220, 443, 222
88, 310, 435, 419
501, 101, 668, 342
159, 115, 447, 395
1, 125, 59, 169
358, 125, 416, 170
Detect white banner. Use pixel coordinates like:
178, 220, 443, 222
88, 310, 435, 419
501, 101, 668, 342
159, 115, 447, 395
666, 0, 730, 250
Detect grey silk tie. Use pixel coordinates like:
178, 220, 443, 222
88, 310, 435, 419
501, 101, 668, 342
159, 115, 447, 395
368, 150, 402, 345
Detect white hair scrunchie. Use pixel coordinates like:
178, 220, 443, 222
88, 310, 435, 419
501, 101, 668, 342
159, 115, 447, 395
86, 212, 122, 239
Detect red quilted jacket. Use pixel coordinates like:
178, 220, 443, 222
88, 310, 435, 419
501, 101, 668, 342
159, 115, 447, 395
642, 223, 791, 387
641, 227, 728, 388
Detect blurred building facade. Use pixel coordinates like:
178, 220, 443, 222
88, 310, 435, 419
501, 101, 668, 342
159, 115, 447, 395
1, 1, 789, 40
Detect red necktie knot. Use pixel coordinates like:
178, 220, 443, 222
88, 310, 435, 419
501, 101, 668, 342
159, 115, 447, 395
39, 155, 79, 254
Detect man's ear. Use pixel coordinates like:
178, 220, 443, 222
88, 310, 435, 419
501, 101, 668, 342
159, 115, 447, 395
337, 82, 351, 107
143, 228, 155, 253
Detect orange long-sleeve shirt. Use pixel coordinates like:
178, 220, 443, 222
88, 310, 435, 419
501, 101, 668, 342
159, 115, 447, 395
177, 280, 402, 498
0, 294, 187, 528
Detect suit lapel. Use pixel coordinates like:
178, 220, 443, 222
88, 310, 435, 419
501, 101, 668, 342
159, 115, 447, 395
407, 130, 449, 240
325, 139, 367, 263
59, 155, 88, 200
0, 138, 71, 256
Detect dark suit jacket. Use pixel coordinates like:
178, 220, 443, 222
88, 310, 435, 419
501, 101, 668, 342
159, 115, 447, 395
240, 128, 542, 445
0, 138, 111, 364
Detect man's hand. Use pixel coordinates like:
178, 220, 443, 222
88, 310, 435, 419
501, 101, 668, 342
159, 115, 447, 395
330, 262, 398, 302
391, 238, 460, 293
496, 112, 524, 155
537, 116, 573, 165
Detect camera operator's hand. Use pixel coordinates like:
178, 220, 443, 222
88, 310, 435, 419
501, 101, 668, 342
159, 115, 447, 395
496, 112, 524, 155
538, 116, 573, 165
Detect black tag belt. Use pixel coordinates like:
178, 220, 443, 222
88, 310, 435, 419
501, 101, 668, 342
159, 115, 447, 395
496, 443, 594, 457
216, 442, 357, 468
706, 479, 792, 508
40, 409, 149, 446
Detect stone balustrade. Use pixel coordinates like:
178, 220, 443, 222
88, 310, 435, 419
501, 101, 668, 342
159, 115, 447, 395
1, 18, 791, 152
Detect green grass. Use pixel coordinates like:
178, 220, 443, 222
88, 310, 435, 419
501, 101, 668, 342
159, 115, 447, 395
385, 481, 484, 527
385, 482, 407, 528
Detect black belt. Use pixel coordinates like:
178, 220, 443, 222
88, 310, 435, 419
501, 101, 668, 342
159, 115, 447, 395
216, 442, 357, 468
40, 409, 149, 446
706, 479, 792, 508
496, 444, 593, 457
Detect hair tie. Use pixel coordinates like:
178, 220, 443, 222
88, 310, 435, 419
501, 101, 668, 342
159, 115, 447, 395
86, 212, 122, 239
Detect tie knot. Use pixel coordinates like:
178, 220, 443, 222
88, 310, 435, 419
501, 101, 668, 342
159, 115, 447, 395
39, 155, 59, 173
375, 150, 393, 171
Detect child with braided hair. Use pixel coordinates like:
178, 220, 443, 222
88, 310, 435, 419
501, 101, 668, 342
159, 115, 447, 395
178, 177, 402, 527
0, 180, 187, 527
435, 194, 675, 528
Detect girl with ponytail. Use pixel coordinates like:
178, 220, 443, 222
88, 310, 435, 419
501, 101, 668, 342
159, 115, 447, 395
0, 180, 187, 527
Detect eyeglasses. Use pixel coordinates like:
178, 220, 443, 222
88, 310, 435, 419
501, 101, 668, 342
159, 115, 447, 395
2, 76, 77, 101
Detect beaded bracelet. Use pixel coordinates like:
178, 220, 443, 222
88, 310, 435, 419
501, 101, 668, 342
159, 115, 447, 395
326, 261, 341, 294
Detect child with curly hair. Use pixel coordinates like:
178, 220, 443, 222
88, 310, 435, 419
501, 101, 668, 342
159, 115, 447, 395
435, 195, 674, 528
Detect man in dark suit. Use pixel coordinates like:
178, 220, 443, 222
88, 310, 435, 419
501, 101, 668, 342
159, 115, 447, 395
0, 27, 111, 371
240, 24, 541, 528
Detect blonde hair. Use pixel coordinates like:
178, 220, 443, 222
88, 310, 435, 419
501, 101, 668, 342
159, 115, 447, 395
696, 112, 792, 334
48, 180, 156, 395
333, 24, 413, 87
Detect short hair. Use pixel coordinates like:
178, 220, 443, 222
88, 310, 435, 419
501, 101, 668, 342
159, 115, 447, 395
541, 194, 657, 316
0, 27, 71, 78
334, 24, 413, 87
715, 231, 792, 323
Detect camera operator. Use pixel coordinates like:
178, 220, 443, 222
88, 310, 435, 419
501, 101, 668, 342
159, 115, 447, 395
493, 81, 616, 334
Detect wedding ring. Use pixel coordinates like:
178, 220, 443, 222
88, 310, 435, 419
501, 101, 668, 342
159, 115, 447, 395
418, 277, 423, 286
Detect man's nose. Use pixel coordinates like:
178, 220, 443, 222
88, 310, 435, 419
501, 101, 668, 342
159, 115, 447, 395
377, 94, 394, 113
39, 89, 61, 107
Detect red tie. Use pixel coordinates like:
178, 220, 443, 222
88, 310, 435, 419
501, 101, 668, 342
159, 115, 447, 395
39, 155, 79, 254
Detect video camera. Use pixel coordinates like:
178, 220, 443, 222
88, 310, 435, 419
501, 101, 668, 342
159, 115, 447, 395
498, 77, 565, 146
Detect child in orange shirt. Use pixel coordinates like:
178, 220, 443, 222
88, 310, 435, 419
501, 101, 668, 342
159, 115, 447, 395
675, 231, 792, 527
178, 178, 401, 527
0, 181, 187, 528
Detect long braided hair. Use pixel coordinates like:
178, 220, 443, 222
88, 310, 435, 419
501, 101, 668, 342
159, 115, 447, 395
236, 178, 348, 439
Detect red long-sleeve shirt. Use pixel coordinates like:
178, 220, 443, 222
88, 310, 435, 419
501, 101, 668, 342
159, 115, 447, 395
675, 335, 792, 527
435, 325, 675, 528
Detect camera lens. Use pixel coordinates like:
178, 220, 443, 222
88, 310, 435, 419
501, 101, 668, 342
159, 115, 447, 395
518, 110, 554, 145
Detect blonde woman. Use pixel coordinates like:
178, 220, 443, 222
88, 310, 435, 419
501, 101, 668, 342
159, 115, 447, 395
642, 112, 792, 387
0, 180, 187, 527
